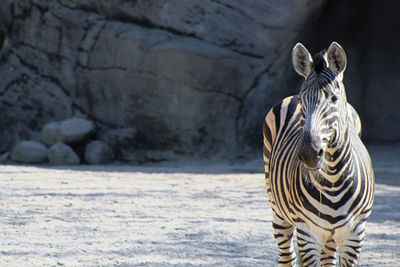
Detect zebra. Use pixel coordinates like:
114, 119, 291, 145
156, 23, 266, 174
263, 42, 374, 266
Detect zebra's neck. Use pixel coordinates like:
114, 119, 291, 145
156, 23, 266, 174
312, 127, 352, 185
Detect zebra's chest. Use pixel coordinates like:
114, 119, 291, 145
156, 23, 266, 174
269, 147, 363, 229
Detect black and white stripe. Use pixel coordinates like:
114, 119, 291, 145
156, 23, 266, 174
263, 42, 374, 266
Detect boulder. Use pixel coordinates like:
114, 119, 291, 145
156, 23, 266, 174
84, 140, 114, 164
11, 141, 47, 163
41, 121, 60, 146
145, 150, 177, 162
0, 151, 10, 162
47, 142, 80, 165
57, 118, 95, 144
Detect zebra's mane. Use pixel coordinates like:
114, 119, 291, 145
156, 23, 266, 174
313, 51, 326, 74
300, 52, 337, 95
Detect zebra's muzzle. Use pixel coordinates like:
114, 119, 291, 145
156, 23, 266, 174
298, 132, 324, 170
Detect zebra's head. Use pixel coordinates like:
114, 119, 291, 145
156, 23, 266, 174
292, 42, 348, 170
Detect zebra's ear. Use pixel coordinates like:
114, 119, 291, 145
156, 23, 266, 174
326, 42, 347, 74
292, 43, 313, 79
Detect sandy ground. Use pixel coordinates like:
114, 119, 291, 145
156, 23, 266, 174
0, 145, 399, 266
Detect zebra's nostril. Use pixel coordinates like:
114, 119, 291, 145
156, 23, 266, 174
317, 149, 323, 158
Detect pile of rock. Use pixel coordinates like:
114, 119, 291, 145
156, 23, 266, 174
10, 118, 115, 165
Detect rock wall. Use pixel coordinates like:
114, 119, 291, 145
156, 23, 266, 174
0, 0, 327, 161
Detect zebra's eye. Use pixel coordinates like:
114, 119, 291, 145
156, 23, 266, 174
331, 95, 338, 104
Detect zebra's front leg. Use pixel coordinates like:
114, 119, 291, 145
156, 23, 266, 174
338, 219, 367, 266
296, 226, 321, 267
272, 213, 296, 266
338, 231, 365, 266
338, 239, 363, 267
320, 238, 337, 266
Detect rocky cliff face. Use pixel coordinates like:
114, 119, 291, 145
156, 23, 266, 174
0, 0, 326, 161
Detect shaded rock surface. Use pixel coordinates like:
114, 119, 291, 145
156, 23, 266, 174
57, 118, 95, 144
10, 140, 47, 163
47, 142, 80, 165
286, 0, 400, 143
84, 140, 114, 164
0, 0, 329, 159
41, 122, 60, 146
0, 152, 10, 162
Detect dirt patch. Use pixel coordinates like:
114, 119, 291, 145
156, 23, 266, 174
0, 145, 398, 266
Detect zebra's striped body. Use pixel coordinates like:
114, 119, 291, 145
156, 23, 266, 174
263, 42, 374, 266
